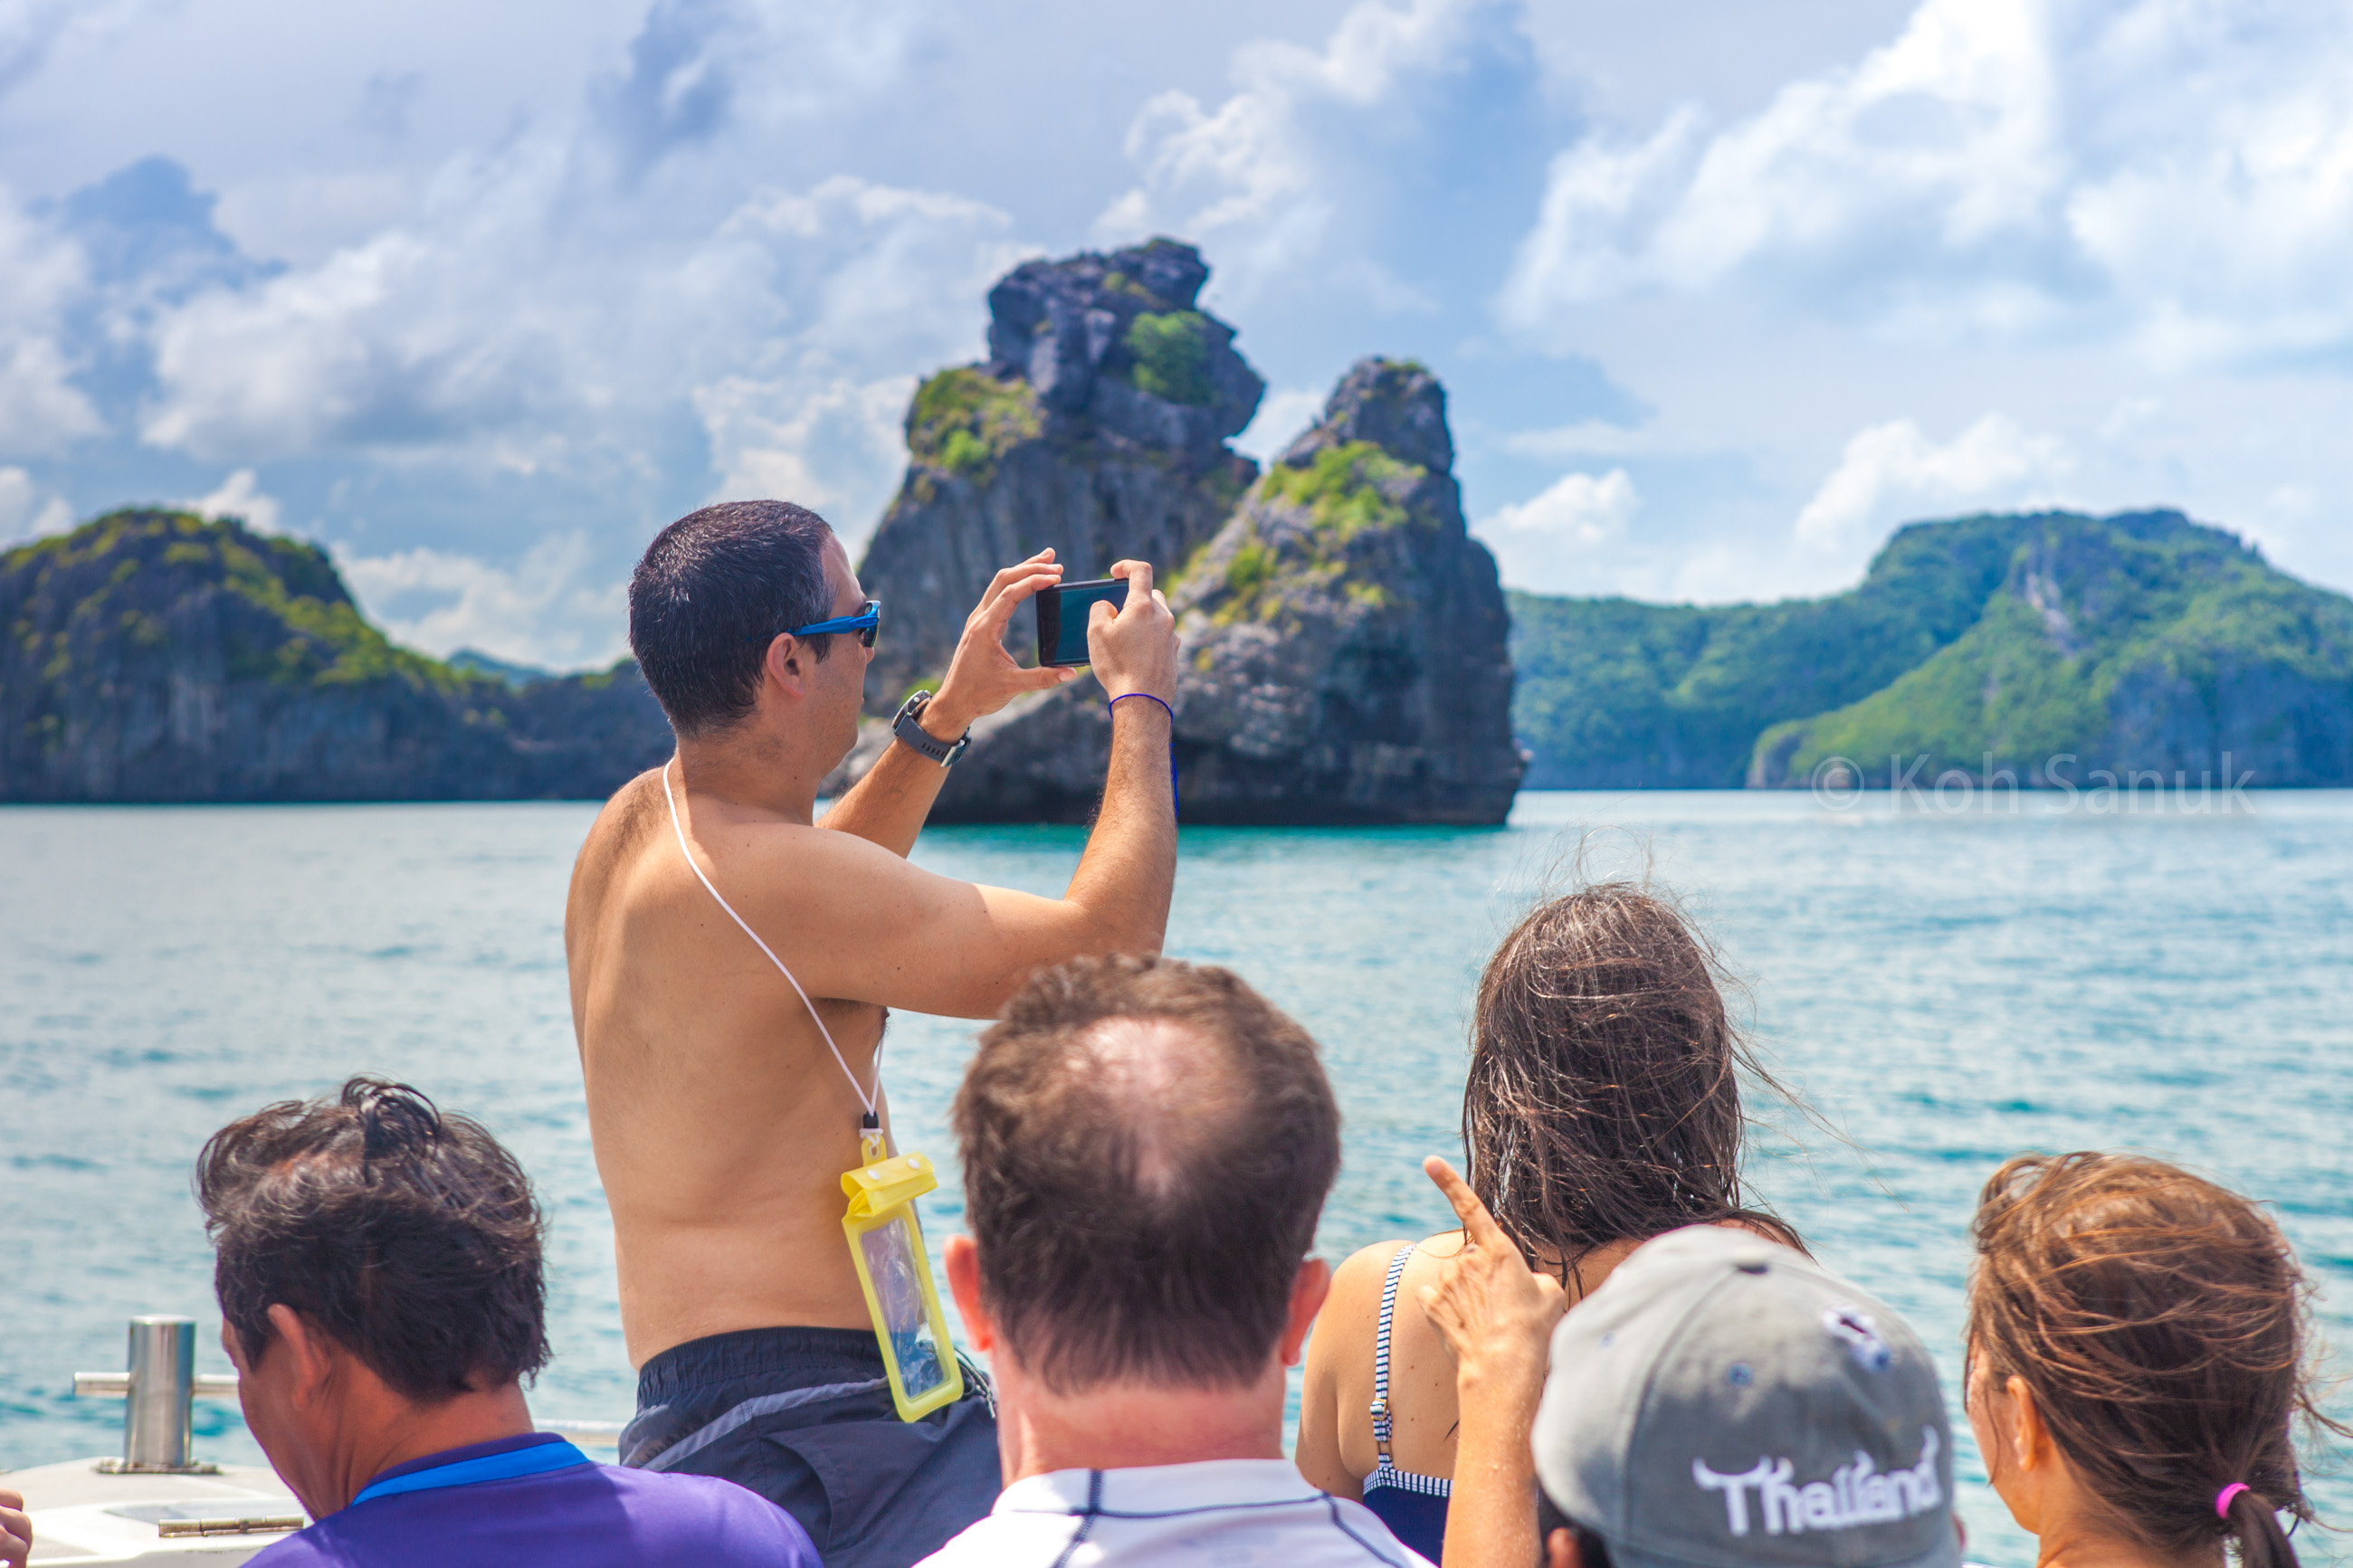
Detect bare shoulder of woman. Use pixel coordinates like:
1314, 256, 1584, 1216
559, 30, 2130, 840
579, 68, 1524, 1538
1300, 1237, 1425, 1493
1320, 1238, 1425, 1327
1334, 1230, 1469, 1329
1414, 1229, 1470, 1260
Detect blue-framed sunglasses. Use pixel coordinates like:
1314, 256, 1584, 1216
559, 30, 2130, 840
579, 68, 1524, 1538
783, 598, 881, 649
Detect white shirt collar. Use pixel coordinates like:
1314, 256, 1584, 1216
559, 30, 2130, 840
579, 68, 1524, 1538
995, 1459, 1327, 1517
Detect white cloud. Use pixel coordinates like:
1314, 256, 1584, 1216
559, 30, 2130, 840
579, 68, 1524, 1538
694, 372, 913, 535
185, 468, 281, 534
138, 154, 1020, 484
1101, 0, 1438, 273
1486, 467, 1638, 546
1794, 413, 2070, 556
0, 466, 74, 541
1501, 0, 2353, 366
0, 467, 33, 534
1504, 0, 2060, 326
702, 176, 1024, 373
1234, 385, 1327, 460
0, 189, 101, 454
1099, 0, 1531, 306
2062, 6, 2353, 367
1501, 419, 1669, 461
16, 0, 2353, 648
338, 533, 627, 668
1473, 468, 1643, 594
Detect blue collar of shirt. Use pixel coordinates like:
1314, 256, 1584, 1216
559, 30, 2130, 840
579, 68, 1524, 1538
351, 1433, 593, 1508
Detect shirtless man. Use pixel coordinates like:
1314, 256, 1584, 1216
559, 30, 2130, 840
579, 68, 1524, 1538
565, 499, 1178, 1568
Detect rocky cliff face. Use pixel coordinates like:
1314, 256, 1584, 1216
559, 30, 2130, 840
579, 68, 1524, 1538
899, 358, 1523, 824
856, 238, 1262, 713
1, 510, 672, 803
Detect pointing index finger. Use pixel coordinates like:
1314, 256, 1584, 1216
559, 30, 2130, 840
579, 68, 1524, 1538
1424, 1155, 1513, 1253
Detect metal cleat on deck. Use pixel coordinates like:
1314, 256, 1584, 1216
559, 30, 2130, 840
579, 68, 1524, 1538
72, 1316, 241, 1476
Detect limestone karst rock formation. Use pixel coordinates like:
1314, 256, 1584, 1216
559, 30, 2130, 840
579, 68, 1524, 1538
0, 510, 672, 802
1507, 506, 2353, 790
855, 238, 1263, 714
849, 356, 1524, 824
1740, 509, 2353, 789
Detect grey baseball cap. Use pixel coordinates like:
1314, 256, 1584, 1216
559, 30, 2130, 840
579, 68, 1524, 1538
1532, 1225, 1960, 1568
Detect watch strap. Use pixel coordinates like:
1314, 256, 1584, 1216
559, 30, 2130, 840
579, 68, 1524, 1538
892, 691, 969, 767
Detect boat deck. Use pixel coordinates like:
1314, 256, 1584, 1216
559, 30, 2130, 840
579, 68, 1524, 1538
5, 1458, 304, 1564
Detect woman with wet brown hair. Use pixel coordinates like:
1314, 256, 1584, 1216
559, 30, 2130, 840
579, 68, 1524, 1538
1296, 881, 1801, 1563
1967, 1152, 2345, 1568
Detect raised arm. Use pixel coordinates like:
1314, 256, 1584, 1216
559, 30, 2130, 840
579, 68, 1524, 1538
1416, 1157, 1566, 1568
821, 549, 1075, 856
701, 560, 1179, 1018
1057, 557, 1178, 953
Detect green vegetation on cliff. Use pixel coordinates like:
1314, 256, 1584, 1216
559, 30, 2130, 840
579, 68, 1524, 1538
1509, 510, 2353, 788
1198, 442, 1431, 630
10, 510, 465, 696
904, 367, 1043, 479
1753, 515, 2353, 785
1121, 311, 1214, 405
1258, 442, 1419, 542
1, 509, 672, 802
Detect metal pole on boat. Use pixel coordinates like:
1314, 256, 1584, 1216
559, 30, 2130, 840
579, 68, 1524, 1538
123, 1316, 196, 1471
75, 1316, 230, 1472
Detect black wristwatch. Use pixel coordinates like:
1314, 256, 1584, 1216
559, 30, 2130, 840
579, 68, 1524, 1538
892, 690, 970, 767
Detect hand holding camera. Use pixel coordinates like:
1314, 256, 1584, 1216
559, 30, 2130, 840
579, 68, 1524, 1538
924, 548, 1081, 738
1073, 560, 1176, 707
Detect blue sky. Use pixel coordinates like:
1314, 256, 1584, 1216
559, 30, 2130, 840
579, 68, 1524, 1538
3, 0, 2350, 667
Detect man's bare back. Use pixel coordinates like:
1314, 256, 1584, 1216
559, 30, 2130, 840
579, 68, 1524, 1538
568, 525, 1179, 1368
567, 776, 897, 1352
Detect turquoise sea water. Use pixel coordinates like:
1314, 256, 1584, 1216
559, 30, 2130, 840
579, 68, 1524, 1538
2, 792, 2348, 1566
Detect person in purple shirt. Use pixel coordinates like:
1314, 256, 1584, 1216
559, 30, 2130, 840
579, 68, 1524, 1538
195, 1076, 819, 1568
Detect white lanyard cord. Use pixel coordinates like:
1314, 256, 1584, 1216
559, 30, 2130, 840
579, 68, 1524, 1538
660, 760, 880, 1124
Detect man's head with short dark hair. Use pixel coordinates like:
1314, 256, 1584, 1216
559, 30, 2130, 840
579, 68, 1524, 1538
953, 955, 1341, 1393
628, 500, 842, 737
196, 1076, 548, 1402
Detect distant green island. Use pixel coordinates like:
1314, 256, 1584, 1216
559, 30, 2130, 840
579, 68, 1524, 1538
1509, 508, 2353, 789
0, 509, 670, 803
6, 503, 2348, 803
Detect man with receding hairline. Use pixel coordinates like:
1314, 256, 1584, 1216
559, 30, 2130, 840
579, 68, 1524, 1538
566, 500, 1180, 1568
923, 953, 1433, 1568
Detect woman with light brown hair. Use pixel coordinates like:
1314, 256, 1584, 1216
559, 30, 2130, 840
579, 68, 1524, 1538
1296, 881, 1802, 1563
1967, 1152, 2344, 1568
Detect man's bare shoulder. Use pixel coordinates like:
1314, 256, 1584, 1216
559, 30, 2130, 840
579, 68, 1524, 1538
573, 768, 672, 893
579, 767, 930, 910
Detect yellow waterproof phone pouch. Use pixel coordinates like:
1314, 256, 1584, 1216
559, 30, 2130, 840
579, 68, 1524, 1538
842, 1136, 965, 1422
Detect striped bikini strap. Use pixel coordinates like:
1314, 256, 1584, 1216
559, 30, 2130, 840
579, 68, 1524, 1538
1370, 1243, 1415, 1464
